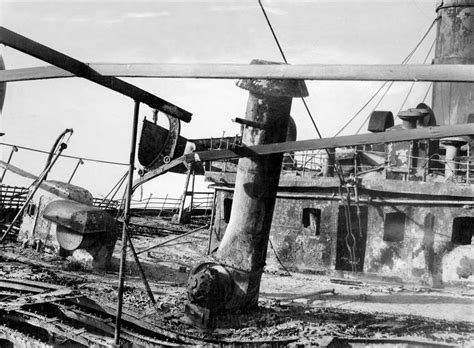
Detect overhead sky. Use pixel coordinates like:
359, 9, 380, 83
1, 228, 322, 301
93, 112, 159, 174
0, 0, 437, 200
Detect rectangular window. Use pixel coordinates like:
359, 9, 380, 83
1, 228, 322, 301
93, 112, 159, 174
302, 208, 321, 236
383, 212, 406, 242
223, 198, 233, 223
452, 217, 473, 245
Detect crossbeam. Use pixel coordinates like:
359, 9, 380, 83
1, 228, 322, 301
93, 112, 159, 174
185, 124, 474, 162
2, 63, 474, 83
0, 27, 192, 122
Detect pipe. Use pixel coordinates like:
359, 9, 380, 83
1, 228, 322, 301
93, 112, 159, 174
440, 137, 468, 180
67, 158, 83, 184
43, 128, 73, 180
114, 100, 140, 345
186, 60, 307, 317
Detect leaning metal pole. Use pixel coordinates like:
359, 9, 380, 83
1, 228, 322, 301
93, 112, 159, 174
186, 60, 307, 326
114, 100, 140, 345
0, 145, 17, 183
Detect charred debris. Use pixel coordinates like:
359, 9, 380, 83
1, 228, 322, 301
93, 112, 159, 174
0, 1, 473, 346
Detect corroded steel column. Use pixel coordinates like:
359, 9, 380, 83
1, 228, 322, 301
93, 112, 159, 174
432, 0, 474, 125
186, 60, 307, 321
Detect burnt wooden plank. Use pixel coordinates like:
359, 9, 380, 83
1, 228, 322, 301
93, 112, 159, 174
0, 27, 192, 122
0, 288, 80, 310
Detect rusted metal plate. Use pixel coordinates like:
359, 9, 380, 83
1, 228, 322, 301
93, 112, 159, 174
137, 118, 186, 171
43, 200, 115, 234
138, 119, 169, 168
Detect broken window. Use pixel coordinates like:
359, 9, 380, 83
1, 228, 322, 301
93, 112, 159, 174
223, 198, 233, 223
302, 208, 321, 236
26, 203, 36, 216
383, 212, 405, 242
452, 217, 473, 245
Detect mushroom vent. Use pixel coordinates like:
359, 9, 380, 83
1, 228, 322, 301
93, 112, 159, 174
43, 200, 116, 251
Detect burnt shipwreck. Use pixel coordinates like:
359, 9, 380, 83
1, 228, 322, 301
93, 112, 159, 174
0, 0, 472, 342
184, 0, 474, 323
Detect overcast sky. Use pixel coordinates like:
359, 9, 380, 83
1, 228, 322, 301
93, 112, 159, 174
0, 0, 437, 199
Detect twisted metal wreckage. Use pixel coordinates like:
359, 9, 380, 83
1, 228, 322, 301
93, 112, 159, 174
0, 0, 473, 344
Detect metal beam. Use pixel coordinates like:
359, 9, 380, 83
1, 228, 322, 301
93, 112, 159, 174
185, 124, 474, 162
2, 63, 474, 83
0, 27, 192, 122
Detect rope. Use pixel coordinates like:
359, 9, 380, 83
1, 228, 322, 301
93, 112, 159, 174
0, 142, 128, 167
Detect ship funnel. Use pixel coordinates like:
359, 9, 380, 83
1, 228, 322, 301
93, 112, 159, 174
432, 0, 474, 125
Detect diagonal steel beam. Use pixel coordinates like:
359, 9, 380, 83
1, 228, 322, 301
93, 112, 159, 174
185, 123, 474, 162
0, 27, 192, 122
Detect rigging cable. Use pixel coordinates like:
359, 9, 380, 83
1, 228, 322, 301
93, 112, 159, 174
257, 0, 323, 139
355, 81, 395, 135
335, 16, 439, 136
422, 83, 433, 103
0, 142, 128, 167
397, 37, 437, 115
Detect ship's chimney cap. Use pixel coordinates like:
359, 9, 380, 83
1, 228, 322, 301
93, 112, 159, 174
408, 107, 430, 115
437, 0, 474, 12
440, 137, 468, 146
236, 59, 309, 98
398, 110, 425, 120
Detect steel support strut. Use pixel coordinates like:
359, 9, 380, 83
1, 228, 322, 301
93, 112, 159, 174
0, 27, 192, 122
114, 101, 140, 345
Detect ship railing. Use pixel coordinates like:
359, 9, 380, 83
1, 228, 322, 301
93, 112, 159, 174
206, 145, 474, 184
126, 192, 214, 216
92, 198, 121, 210
0, 185, 29, 210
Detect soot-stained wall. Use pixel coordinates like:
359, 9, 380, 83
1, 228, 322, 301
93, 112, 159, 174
211, 188, 473, 283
